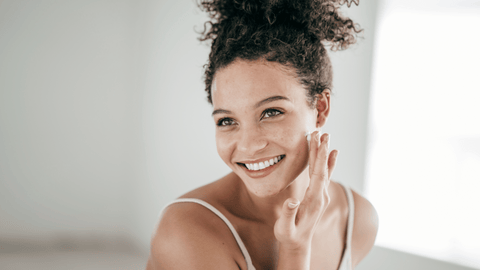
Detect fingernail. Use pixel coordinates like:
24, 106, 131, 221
288, 202, 299, 209
327, 134, 330, 148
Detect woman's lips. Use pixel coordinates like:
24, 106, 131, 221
238, 155, 285, 170
238, 155, 285, 179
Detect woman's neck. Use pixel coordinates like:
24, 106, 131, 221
238, 168, 311, 227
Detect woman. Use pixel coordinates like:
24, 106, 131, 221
147, 0, 378, 269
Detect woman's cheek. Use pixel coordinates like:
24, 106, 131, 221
271, 122, 298, 146
215, 132, 232, 163
277, 121, 309, 160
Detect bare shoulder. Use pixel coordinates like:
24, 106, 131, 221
147, 201, 243, 270
350, 189, 379, 267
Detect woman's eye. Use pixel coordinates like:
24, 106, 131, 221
263, 109, 282, 118
217, 118, 234, 126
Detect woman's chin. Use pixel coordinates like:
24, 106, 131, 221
245, 179, 295, 199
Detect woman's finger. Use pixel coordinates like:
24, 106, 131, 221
301, 133, 329, 216
310, 133, 329, 187
327, 150, 338, 180
308, 131, 320, 177
274, 198, 301, 241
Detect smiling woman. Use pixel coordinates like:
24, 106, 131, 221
146, 0, 378, 269
212, 60, 316, 197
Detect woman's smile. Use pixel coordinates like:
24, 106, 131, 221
240, 154, 285, 171
237, 154, 286, 178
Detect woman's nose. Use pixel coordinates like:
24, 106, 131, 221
236, 126, 268, 155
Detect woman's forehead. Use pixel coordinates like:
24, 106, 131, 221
211, 59, 304, 108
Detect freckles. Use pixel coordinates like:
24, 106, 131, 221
220, 140, 235, 154
279, 128, 298, 145
216, 135, 233, 157
273, 131, 287, 143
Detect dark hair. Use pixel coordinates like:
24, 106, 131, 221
198, 0, 362, 107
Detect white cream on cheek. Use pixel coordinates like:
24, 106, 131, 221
304, 108, 320, 147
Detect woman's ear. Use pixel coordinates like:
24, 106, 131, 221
316, 89, 331, 128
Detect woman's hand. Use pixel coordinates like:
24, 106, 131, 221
274, 132, 338, 264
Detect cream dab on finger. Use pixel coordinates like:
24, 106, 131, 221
306, 131, 312, 144
305, 129, 320, 149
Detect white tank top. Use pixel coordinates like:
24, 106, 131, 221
157, 182, 355, 270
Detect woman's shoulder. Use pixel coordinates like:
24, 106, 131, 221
147, 176, 245, 269
349, 186, 379, 268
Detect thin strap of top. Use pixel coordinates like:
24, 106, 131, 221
338, 182, 355, 270
158, 183, 354, 270
158, 198, 256, 270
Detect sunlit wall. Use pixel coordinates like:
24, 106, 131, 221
365, 0, 480, 269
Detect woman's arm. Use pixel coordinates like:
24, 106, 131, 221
351, 191, 379, 268
147, 203, 242, 270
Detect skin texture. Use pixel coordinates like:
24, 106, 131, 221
147, 58, 379, 270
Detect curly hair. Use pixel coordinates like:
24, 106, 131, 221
198, 0, 362, 107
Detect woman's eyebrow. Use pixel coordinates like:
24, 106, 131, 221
254, 95, 291, 109
212, 95, 291, 117
212, 109, 232, 116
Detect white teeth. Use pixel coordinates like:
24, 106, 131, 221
244, 155, 284, 171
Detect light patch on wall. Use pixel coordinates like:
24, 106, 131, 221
365, 6, 480, 270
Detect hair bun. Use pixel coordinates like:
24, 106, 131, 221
198, 0, 362, 105
199, 0, 361, 51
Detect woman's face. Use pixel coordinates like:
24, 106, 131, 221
212, 59, 320, 197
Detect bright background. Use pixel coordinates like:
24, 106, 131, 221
0, 0, 478, 269
366, 0, 480, 269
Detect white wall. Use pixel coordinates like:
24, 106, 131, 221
132, 0, 215, 251
363, 0, 480, 269
0, 0, 144, 243
325, 0, 379, 193
357, 246, 478, 270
